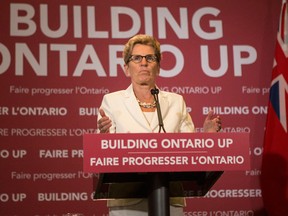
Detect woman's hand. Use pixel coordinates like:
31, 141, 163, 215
97, 109, 112, 133
203, 110, 222, 132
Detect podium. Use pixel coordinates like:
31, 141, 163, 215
83, 132, 250, 216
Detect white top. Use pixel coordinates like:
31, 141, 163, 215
142, 111, 155, 125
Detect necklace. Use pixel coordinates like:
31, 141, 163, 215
136, 98, 156, 108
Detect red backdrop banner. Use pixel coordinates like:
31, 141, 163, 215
0, 0, 282, 215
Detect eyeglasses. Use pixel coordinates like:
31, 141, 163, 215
128, 55, 158, 63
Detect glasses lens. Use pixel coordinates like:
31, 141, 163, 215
129, 55, 138, 62
145, 55, 157, 62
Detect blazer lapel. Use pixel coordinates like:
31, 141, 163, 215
124, 85, 152, 130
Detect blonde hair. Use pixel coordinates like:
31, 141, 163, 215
123, 34, 161, 64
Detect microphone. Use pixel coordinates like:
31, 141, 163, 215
151, 87, 166, 133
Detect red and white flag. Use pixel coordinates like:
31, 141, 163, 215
261, 0, 288, 215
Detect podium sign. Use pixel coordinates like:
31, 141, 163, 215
83, 132, 250, 173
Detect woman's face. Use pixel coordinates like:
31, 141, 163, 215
124, 44, 160, 87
